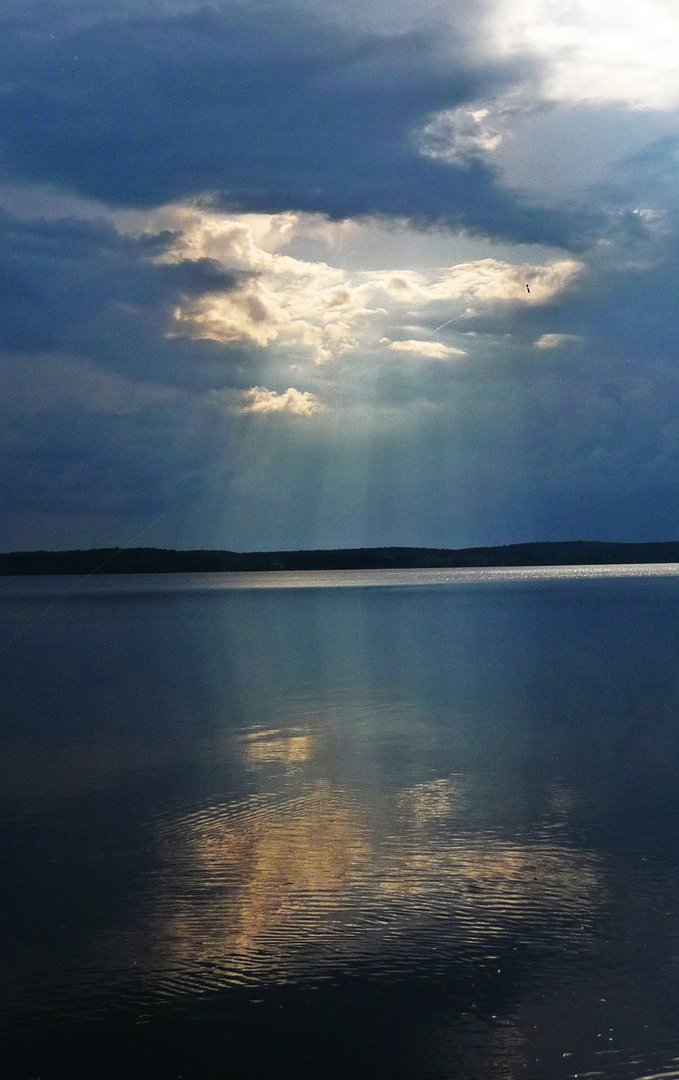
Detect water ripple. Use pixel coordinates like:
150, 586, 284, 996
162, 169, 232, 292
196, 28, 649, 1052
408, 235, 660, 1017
121, 780, 605, 997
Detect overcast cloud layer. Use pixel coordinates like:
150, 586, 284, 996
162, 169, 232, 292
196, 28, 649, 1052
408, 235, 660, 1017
2, 0, 679, 550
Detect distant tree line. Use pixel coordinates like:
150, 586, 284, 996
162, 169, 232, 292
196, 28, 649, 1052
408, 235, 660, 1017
1, 541, 679, 575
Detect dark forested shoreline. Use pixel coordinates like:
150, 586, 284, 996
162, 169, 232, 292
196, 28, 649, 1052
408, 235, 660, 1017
1, 541, 679, 575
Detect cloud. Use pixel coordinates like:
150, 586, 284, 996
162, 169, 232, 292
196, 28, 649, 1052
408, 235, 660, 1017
0, 376, 218, 520
418, 105, 504, 166
386, 339, 467, 359
156, 212, 582, 360
3, 0, 679, 560
0, 209, 260, 529
0, 1, 595, 246
161, 211, 380, 364
490, 0, 679, 110
0, 210, 248, 383
533, 333, 582, 349
482, 103, 679, 201
239, 386, 325, 417
0, 192, 671, 545
171, 265, 376, 365
0, 353, 182, 415
370, 257, 583, 304
4, 217, 679, 551
0, 204, 580, 397
409, 1, 679, 203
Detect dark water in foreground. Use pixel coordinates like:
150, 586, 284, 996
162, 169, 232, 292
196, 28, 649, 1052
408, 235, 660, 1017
2, 567, 679, 1079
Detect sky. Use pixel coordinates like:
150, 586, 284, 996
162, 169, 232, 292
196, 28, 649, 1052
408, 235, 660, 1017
2, 0, 679, 551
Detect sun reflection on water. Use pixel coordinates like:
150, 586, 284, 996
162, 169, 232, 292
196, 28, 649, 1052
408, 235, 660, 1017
240, 727, 316, 766
397, 777, 462, 824
137, 731, 604, 996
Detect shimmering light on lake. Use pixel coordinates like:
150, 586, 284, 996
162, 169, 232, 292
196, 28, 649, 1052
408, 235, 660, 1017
2, 568, 679, 1078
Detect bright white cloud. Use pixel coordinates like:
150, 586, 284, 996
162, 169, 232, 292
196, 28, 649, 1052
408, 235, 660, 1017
147, 207, 359, 261
239, 386, 325, 417
416, 0, 679, 197
491, 0, 679, 110
369, 258, 582, 304
386, 339, 467, 359
534, 333, 582, 348
160, 210, 379, 363
151, 209, 583, 363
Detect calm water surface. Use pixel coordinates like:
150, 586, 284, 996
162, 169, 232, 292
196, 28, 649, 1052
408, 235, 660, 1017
2, 567, 679, 1079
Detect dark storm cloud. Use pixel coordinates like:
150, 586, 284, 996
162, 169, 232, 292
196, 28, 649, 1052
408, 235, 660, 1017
0, 1, 594, 246
0, 383, 235, 524
0, 211, 260, 387
0, 206, 310, 534
614, 134, 679, 197
0, 207, 263, 531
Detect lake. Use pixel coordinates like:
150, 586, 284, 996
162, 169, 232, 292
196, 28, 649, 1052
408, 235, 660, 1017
2, 566, 679, 1079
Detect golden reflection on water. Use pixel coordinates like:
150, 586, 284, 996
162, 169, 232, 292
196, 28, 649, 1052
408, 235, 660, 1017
241, 728, 316, 766
156, 783, 373, 965
143, 762, 604, 992
397, 778, 461, 824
